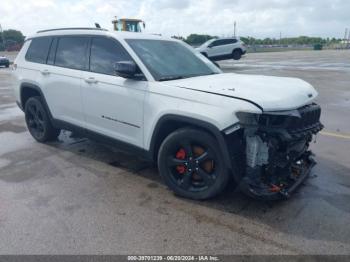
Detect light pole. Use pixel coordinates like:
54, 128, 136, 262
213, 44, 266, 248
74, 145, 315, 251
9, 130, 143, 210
234, 21, 237, 37
279, 32, 282, 46
344, 28, 348, 49
0, 24, 4, 48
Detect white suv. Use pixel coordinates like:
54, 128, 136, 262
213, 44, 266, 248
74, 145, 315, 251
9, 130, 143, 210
196, 37, 247, 60
13, 28, 323, 200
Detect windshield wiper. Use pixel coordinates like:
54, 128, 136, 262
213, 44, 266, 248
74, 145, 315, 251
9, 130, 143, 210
158, 76, 185, 81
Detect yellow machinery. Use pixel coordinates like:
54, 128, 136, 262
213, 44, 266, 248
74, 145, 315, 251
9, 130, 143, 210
112, 17, 145, 33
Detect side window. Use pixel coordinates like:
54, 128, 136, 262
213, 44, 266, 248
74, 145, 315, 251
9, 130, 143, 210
226, 39, 238, 44
25, 37, 52, 64
90, 37, 133, 75
55, 37, 89, 70
212, 40, 225, 47
211, 40, 219, 47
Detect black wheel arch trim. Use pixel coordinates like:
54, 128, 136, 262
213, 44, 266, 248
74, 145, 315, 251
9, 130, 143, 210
19, 83, 54, 120
149, 114, 233, 169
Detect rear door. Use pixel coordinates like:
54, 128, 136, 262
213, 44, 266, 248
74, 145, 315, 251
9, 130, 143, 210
39, 36, 89, 127
225, 38, 238, 55
81, 36, 146, 148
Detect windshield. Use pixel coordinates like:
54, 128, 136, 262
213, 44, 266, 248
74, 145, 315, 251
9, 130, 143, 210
125, 21, 142, 32
126, 39, 221, 81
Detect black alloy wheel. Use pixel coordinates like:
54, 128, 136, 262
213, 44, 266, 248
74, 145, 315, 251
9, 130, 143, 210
24, 96, 60, 142
158, 128, 229, 200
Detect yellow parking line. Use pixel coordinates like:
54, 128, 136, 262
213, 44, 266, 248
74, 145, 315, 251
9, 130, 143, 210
320, 131, 350, 140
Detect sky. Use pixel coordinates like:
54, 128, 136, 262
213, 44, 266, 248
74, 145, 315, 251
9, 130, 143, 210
1, 0, 349, 39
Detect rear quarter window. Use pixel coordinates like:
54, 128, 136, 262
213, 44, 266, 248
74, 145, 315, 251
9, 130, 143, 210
25, 37, 52, 64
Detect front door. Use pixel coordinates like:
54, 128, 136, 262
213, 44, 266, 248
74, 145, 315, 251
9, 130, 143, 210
81, 37, 146, 148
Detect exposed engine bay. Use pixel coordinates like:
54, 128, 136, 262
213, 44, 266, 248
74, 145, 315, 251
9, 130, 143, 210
230, 103, 323, 200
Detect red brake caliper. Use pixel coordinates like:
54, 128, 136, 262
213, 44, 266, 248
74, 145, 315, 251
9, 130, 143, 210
175, 148, 186, 175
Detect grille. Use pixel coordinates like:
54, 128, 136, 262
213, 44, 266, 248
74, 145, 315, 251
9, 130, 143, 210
288, 103, 321, 133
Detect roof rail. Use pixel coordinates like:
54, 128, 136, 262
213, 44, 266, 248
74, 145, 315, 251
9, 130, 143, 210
37, 27, 108, 33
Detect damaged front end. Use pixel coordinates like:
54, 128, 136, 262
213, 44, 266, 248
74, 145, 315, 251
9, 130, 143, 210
231, 103, 323, 200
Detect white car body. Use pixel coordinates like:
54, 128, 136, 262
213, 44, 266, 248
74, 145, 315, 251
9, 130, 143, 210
13, 30, 260, 150
196, 37, 247, 60
12, 28, 322, 200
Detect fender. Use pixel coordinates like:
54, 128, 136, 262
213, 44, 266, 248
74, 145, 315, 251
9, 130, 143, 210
19, 83, 54, 120
149, 114, 233, 169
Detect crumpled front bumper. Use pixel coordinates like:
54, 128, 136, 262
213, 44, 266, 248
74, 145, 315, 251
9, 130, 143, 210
231, 103, 323, 200
240, 151, 316, 200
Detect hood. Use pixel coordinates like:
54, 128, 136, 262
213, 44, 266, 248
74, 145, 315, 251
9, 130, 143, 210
165, 73, 317, 111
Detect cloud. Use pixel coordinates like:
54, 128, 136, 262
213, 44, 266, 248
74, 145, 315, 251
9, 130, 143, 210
0, 0, 349, 38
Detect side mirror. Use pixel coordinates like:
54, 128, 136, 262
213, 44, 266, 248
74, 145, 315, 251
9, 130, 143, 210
114, 61, 139, 79
208, 44, 213, 48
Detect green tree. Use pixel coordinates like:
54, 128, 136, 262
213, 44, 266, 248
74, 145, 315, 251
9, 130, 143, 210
2, 29, 25, 45
185, 34, 216, 46
171, 35, 185, 41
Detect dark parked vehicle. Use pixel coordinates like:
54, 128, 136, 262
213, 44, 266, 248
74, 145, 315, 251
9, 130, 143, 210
0, 56, 10, 68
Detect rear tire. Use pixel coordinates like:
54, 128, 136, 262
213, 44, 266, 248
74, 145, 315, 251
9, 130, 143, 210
158, 128, 229, 200
24, 96, 60, 142
232, 49, 242, 60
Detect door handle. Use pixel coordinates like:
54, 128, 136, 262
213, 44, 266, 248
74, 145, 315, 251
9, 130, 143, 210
84, 77, 98, 84
41, 69, 50, 75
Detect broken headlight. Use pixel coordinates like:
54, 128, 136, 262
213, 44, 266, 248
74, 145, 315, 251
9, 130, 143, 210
236, 112, 261, 126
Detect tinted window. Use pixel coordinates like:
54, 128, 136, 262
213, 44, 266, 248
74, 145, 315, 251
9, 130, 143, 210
47, 38, 58, 65
226, 39, 238, 44
25, 37, 52, 63
212, 40, 225, 46
90, 37, 132, 75
55, 37, 89, 70
212, 39, 237, 46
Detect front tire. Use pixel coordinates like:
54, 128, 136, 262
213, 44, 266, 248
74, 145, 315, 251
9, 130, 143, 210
232, 49, 242, 60
158, 128, 229, 200
24, 96, 60, 142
